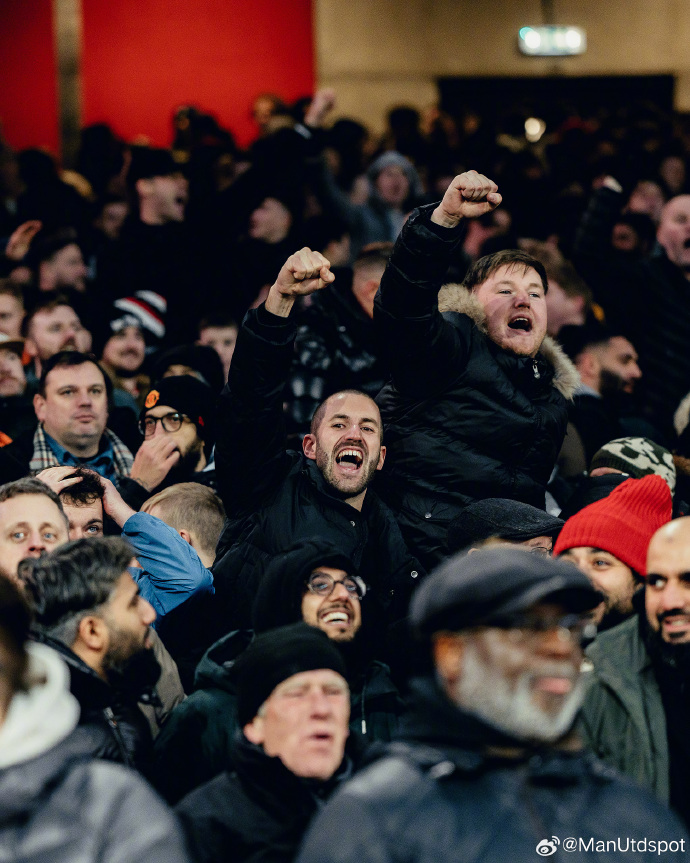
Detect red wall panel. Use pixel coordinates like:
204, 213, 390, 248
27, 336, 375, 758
0, 0, 59, 153
81, 0, 315, 148
0, 0, 314, 157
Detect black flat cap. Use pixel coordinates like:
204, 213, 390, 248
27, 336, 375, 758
410, 546, 601, 637
447, 499, 564, 554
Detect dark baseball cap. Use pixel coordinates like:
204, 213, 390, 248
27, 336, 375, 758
410, 545, 601, 637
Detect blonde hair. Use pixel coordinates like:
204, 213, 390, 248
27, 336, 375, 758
142, 482, 225, 560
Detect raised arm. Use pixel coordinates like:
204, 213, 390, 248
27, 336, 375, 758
215, 249, 335, 513
374, 171, 501, 396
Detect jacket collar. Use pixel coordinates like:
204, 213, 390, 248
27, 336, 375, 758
394, 677, 611, 784
438, 283, 580, 400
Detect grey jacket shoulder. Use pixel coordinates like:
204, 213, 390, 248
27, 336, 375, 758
582, 616, 668, 801
0, 754, 190, 863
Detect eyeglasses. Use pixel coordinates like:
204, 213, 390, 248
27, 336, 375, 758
527, 545, 553, 557
306, 572, 367, 600
489, 612, 596, 645
139, 412, 187, 438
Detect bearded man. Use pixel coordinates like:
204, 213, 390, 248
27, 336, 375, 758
297, 547, 689, 863
212, 248, 422, 631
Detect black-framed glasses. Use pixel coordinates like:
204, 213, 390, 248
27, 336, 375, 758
306, 572, 367, 600
139, 412, 187, 438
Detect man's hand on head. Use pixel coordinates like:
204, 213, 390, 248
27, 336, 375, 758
35, 465, 84, 495
99, 475, 136, 528
265, 248, 335, 318
431, 171, 502, 229
129, 437, 180, 493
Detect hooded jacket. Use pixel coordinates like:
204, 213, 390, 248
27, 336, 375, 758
311, 150, 423, 259
0, 642, 190, 863
296, 677, 688, 863
374, 204, 579, 568
153, 541, 404, 804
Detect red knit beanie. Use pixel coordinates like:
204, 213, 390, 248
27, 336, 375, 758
553, 475, 672, 575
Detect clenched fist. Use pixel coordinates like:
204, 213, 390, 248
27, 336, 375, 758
266, 248, 335, 317
431, 171, 502, 228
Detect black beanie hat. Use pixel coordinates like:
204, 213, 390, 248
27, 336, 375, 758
141, 376, 214, 444
152, 343, 225, 394
252, 540, 357, 634
232, 623, 347, 726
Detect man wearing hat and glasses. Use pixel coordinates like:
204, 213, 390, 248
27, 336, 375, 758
297, 547, 687, 863
120, 375, 216, 510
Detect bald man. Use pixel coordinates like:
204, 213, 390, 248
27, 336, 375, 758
580, 517, 690, 828
575, 182, 690, 434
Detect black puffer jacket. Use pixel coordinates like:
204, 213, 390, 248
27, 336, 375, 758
152, 623, 402, 804
176, 731, 362, 863
296, 678, 689, 863
374, 205, 579, 568
213, 304, 423, 631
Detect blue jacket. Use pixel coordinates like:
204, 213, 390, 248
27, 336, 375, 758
122, 512, 214, 623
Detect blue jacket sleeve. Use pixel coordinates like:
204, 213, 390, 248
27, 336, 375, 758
123, 512, 214, 620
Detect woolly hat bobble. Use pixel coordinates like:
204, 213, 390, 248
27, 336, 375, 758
554, 475, 673, 575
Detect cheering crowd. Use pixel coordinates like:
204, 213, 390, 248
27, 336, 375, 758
1, 89, 690, 861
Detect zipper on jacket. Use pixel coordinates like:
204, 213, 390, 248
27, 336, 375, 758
532, 359, 541, 379
104, 706, 134, 767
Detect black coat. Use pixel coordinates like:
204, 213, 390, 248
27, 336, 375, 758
152, 627, 403, 804
212, 304, 423, 631
175, 732, 359, 863
296, 678, 689, 863
573, 184, 690, 436
35, 634, 156, 772
374, 206, 578, 568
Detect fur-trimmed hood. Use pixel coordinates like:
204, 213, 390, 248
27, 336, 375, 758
438, 283, 580, 400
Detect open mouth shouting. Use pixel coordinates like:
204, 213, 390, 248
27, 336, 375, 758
335, 447, 364, 473
312, 597, 361, 642
508, 315, 532, 332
